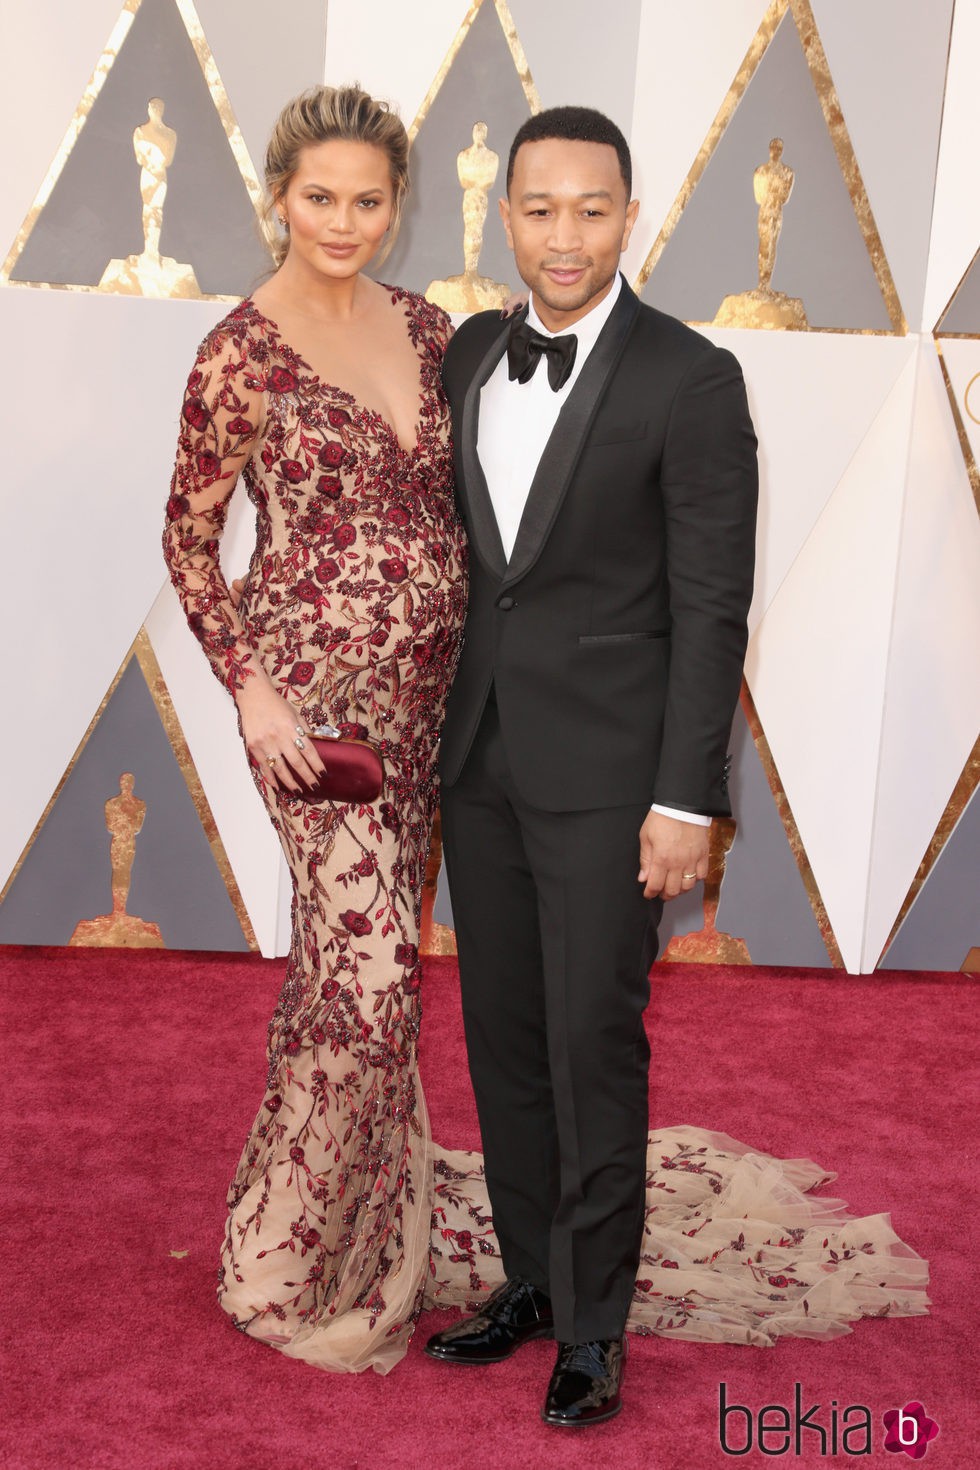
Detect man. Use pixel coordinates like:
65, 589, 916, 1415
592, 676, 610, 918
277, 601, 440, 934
425, 107, 758, 1426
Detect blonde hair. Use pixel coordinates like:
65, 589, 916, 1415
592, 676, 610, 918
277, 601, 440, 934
262, 84, 409, 268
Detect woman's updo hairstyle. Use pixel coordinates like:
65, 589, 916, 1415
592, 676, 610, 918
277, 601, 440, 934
262, 84, 410, 268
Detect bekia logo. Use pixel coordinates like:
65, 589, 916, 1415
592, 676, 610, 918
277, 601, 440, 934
883, 1402, 940, 1459
718, 1384, 940, 1458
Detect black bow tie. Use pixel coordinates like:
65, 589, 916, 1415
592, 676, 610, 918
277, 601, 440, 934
506, 316, 578, 392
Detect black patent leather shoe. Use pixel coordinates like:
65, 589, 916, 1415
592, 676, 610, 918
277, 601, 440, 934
424, 1278, 553, 1364
541, 1337, 626, 1426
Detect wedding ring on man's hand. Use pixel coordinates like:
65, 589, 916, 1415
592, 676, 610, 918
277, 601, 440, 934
294, 736, 306, 750
682, 871, 697, 880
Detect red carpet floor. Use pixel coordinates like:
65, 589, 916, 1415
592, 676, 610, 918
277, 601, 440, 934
1, 946, 974, 1469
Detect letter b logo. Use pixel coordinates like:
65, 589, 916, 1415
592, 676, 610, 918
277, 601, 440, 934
898, 1409, 918, 1446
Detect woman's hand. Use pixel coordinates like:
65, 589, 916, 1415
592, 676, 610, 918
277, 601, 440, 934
500, 290, 529, 318
235, 672, 325, 795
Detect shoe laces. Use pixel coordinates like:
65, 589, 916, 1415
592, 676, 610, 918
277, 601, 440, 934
558, 1340, 608, 1375
487, 1277, 543, 1319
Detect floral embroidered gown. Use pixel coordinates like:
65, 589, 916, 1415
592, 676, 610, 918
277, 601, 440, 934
165, 288, 466, 1373
166, 289, 928, 1376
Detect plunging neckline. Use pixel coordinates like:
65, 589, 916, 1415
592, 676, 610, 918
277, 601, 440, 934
243, 288, 429, 459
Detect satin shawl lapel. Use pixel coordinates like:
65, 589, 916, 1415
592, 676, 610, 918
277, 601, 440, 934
503, 280, 640, 589
458, 320, 511, 580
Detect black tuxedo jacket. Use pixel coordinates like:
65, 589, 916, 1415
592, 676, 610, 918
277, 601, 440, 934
439, 277, 759, 816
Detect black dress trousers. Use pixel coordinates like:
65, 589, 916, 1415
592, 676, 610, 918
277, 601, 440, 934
440, 691, 663, 1343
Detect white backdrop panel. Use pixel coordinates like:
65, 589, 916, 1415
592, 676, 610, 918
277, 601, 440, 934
0, 289, 228, 888
922, 0, 980, 330
144, 579, 289, 957
937, 338, 980, 474
863, 342, 980, 968
146, 444, 294, 957
699, 331, 914, 633
323, 0, 469, 119
745, 352, 918, 971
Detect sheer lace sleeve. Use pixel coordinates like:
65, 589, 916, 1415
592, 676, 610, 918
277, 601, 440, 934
430, 302, 454, 360
407, 290, 453, 366
163, 321, 266, 695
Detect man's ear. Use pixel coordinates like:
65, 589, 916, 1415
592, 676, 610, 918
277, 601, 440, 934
621, 197, 640, 252
499, 195, 514, 250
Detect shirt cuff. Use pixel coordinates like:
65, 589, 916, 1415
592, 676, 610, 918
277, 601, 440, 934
649, 803, 712, 827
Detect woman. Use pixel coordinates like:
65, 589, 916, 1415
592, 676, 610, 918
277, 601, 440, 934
164, 85, 466, 1373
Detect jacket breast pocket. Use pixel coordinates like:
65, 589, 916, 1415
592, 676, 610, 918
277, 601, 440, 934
587, 420, 650, 447
577, 629, 670, 645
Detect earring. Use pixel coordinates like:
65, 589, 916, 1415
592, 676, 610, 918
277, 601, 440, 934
278, 215, 288, 231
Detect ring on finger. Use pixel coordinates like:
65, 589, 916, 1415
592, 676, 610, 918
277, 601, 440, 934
682, 871, 697, 881
267, 755, 278, 767
294, 736, 306, 750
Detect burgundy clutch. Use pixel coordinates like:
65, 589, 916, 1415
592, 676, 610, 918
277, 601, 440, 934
297, 726, 384, 804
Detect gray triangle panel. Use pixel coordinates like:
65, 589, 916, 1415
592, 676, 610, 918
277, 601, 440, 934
937, 248, 980, 334
712, 704, 832, 966
880, 784, 980, 971
641, 13, 891, 331
0, 658, 250, 950
12, 0, 268, 296
380, 0, 531, 296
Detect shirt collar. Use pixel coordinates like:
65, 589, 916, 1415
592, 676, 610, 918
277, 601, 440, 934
526, 271, 623, 350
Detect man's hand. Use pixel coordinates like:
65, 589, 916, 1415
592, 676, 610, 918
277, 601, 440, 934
638, 811, 710, 900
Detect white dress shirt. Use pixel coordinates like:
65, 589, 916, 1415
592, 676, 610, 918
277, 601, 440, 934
478, 274, 623, 559
476, 275, 710, 828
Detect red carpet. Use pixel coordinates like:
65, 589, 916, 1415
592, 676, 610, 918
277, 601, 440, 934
1, 946, 974, 1468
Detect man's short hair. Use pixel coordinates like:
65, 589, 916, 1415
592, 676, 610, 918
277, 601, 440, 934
506, 106, 632, 197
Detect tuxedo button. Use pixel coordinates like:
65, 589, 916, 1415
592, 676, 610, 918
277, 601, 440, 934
497, 595, 516, 610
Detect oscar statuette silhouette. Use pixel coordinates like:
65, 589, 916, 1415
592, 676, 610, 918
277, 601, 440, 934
70, 773, 164, 947
714, 138, 807, 331
100, 98, 200, 298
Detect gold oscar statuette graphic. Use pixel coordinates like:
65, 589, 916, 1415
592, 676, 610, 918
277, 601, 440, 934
660, 818, 752, 965
426, 123, 510, 312
99, 97, 201, 298
714, 138, 808, 331
70, 773, 164, 947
